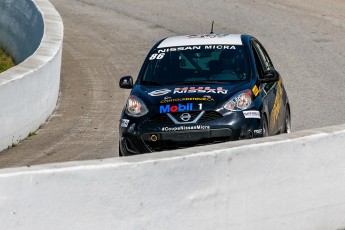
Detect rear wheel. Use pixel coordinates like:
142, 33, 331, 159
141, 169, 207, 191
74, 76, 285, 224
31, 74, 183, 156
284, 106, 291, 133
262, 115, 269, 137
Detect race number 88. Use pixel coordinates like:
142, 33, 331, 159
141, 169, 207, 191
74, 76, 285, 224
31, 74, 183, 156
149, 53, 165, 60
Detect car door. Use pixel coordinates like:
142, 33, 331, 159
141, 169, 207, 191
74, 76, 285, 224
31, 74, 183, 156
251, 38, 283, 135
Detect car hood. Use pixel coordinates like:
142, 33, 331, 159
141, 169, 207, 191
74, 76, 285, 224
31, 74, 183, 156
131, 82, 253, 111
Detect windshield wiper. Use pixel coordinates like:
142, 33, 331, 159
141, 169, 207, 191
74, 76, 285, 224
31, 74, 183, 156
140, 81, 164, 86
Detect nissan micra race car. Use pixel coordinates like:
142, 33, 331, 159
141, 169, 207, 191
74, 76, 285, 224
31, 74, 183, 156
119, 34, 291, 156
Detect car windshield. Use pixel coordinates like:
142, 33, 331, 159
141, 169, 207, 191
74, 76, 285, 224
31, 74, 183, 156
140, 45, 251, 85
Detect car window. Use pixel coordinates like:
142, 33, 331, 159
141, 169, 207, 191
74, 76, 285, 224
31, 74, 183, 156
253, 41, 273, 70
140, 45, 251, 85
251, 41, 276, 93
251, 43, 264, 79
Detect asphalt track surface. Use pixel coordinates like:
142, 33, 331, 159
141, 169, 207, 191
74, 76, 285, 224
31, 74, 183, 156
0, 0, 344, 168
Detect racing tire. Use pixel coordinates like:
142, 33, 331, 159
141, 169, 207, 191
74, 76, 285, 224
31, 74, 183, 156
118, 144, 123, 157
262, 115, 269, 137
284, 106, 292, 133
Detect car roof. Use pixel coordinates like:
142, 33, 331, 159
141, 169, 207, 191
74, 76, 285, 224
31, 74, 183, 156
157, 34, 243, 48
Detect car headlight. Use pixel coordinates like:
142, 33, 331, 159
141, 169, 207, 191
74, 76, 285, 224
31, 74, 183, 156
125, 95, 149, 117
224, 90, 253, 111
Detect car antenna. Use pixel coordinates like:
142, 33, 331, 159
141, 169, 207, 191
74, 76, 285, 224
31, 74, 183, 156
210, 21, 215, 34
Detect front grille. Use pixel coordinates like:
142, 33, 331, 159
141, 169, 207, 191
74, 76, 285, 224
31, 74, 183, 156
169, 111, 201, 123
150, 114, 174, 124
150, 111, 223, 124
199, 111, 223, 122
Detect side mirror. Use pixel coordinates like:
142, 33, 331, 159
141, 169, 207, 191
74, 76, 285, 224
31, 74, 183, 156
260, 69, 280, 83
119, 76, 133, 89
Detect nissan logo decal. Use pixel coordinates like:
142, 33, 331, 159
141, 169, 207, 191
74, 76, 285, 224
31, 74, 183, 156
180, 113, 192, 122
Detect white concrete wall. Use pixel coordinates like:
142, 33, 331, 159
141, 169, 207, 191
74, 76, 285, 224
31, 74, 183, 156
0, 0, 44, 64
1, 125, 345, 230
0, 0, 63, 151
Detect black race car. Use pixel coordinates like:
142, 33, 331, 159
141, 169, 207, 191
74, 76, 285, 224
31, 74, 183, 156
119, 34, 291, 156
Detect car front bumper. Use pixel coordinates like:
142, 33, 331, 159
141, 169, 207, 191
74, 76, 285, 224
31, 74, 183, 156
119, 111, 263, 156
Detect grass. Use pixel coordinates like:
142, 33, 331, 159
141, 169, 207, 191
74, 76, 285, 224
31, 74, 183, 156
0, 48, 15, 73
28, 131, 37, 137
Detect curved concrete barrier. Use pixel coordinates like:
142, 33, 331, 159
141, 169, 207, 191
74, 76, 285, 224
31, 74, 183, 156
1, 126, 345, 230
0, 0, 63, 151
0, 0, 43, 64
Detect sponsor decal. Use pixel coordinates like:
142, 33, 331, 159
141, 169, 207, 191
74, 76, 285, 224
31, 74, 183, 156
160, 103, 194, 113
204, 45, 236, 50
269, 81, 283, 132
252, 85, 259, 97
156, 44, 236, 54
161, 125, 210, 132
120, 119, 130, 127
157, 46, 202, 53
148, 88, 171, 96
254, 129, 263, 135
243, 110, 261, 119
174, 86, 228, 94
186, 34, 227, 39
160, 96, 214, 104
180, 113, 192, 122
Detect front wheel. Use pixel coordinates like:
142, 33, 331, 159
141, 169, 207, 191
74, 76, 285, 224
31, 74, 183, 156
118, 144, 123, 157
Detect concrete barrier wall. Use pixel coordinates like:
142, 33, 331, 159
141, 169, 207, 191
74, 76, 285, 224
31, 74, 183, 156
1, 126, 345, 230
0, 0, 63, 151
0, 0, 43, 64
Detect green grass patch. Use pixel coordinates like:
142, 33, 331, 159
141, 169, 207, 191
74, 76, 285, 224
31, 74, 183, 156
0, 48, 15, 73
